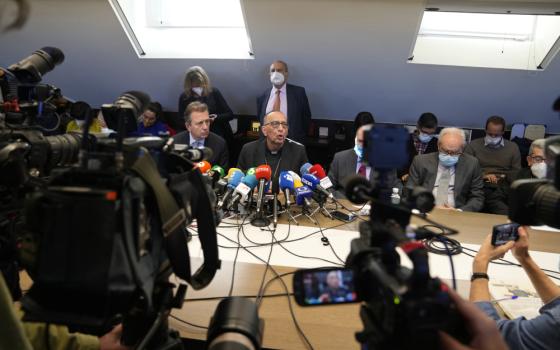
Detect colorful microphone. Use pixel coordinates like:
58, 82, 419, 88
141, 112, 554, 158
217, 170, 244, 210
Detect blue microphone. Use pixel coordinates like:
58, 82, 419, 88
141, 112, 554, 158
217, 170, 244, 210
228, 174, 258, 209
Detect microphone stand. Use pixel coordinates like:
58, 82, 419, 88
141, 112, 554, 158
250, 179, 271, 227
282, 188, 299, 225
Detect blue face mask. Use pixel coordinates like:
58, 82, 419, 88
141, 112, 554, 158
354, 143, 364, 160
418, 133, 434, 143
439, 153, 459, 167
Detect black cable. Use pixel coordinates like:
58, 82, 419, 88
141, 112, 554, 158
317, 223, 346, 265
228, 215, 247, 297
169, 314, 208, 330
435, 235, 457, 291
44, 323, 51, 350
424, 235, 462, 256
185, 292, 294, 302
255, 224, 277, 307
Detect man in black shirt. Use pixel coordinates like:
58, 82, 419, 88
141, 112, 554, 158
237, 111, 308, 193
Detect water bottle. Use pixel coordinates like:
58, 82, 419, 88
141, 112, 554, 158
390, 187, 400, 205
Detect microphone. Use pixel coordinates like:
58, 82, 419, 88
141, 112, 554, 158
302, 173, 334, 200
288, 171, 302, 184
196, 160, 212, 174
295, 185, 314, 207
217, 170, 244, 210
300, 163, 312, 176
308, 164, 335, 192
246, 167, 256, 176
174, 145, 214, 162
279, 171, 295, 207
344, 175, 374, 204
251, 164, 272, 227
207, 165, 225, 188
227, 167, 242, 178
228, 174, 258, 209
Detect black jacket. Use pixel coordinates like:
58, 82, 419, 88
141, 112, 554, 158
177, 88, 234, 143
485, 167, 534, 215
172, 131, 229, 169
257, 84, 311, 144
237, 138, 308, 193
398, 133, 439, 178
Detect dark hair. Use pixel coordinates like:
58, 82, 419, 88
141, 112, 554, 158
146, 102, 162, 119
485, 115, 506, 131
417, 112, 438, 129
553, 96, 560, 112
354, 111, 375, 131
69, 101, 91, 121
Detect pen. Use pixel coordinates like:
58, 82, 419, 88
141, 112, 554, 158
491, 296, 519, 302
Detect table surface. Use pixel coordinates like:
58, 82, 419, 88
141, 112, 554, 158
168, 203, 560, 349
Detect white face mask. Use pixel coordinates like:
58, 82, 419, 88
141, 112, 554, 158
270, 72, 285, 86
531, 162, 547, 179
192, 87, 203, 96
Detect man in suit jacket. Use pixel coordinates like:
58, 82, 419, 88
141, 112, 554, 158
407, 127, 484, 212
172, 101, 229, 168
257, 60, 311, 144
237, 111, 308, 193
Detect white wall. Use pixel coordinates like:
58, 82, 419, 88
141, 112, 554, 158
1, 0, 559, 132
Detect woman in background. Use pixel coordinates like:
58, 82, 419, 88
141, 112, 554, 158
177, 66, 234, 145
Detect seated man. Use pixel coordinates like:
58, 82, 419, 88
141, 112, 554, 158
399, 112, 439, 182
173, 101, 229, 169
485, 138, 546, 215
464, 115, 521, 211
470, 227, 560, 350
237, 111, 308, 193
328, 113, 375, 197
407, 127, 484, 212
137, 102, 169, 137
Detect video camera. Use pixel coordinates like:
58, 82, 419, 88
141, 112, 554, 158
293, 125, 468, 349
509, 135, 560, 228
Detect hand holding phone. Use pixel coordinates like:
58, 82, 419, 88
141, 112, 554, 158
491, 223, 521, 246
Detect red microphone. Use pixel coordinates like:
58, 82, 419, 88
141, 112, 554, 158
195, 160, 212, 174
309, 164, 335, 196
254, 164, 272, 219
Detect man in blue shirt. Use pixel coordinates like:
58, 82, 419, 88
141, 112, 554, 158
469, 227, 560, 350
137, 103, 169, 136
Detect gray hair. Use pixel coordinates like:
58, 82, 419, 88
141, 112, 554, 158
529, 138, 546, 155
438, 127, 466, 145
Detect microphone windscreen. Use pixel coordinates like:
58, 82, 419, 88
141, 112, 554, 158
344, 175, 372, 204
40, 47, 65, 66
302, 173, 320, 189
295, 186, 313, 205
211, 165, 225, 178
241, 174, 259, 189
293, 179, 303, 188
309, 164, 327, 179
196, 161, 211, 173
300, 163, 312, 176
227, 168, 241, 178
288, 171, 301, 182
246, 167, 256, 176
255, 164, 272, 181
279, 172, 295, 190
228, 170, 244, 187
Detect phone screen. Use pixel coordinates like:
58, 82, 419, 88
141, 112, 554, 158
492, 223, 521, 246
293, 268, 358, 306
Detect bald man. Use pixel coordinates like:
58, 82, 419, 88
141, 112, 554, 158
407, 127, 484, 212
256, 60, 311, 144
237, 111, 308, 193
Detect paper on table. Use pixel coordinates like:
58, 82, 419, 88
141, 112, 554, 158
489, 280, 543, 320
530, 225, 560, 232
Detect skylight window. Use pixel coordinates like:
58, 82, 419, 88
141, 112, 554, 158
108, 0, 254, 59
410, 11, 560, 70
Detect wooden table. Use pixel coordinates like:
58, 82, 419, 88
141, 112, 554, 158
169, 204, 560, 349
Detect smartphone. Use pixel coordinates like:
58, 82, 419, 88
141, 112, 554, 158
293, 267, 359, 306
491, 223, 521, 246
331, 210, 356, 223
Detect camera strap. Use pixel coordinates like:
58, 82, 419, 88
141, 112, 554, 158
131, 151, 220, 289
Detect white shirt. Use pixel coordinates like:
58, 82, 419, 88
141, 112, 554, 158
432, 163, 456, 207
189, 132, 205, 148
265, 84, 288, 118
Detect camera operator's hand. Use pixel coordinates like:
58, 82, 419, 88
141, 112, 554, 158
440, 289, 508, 350
512, 226, 530, 262
99, 324, 130, 350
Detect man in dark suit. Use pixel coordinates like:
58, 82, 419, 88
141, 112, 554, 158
398, 112, 439, 181
237, 111, 308, 193
407, 127, 484, 212
257, 60, 311, 144
172, 101, 228, 168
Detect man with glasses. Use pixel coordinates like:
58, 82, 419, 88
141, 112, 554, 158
256, 60, 311, 144
399, 112, 439, 182
237, 111, 308, 193
407, 127, 484, 212
173, 101, 229, 168
464, 116, 521, 212
485, 138, 547, 215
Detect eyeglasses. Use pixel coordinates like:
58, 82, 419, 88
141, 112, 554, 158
530, 155, 545, 163
264, 121, 289, 129
440, 150, 463, 157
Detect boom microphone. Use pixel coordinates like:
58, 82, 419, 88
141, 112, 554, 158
345, 175, 374, 204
